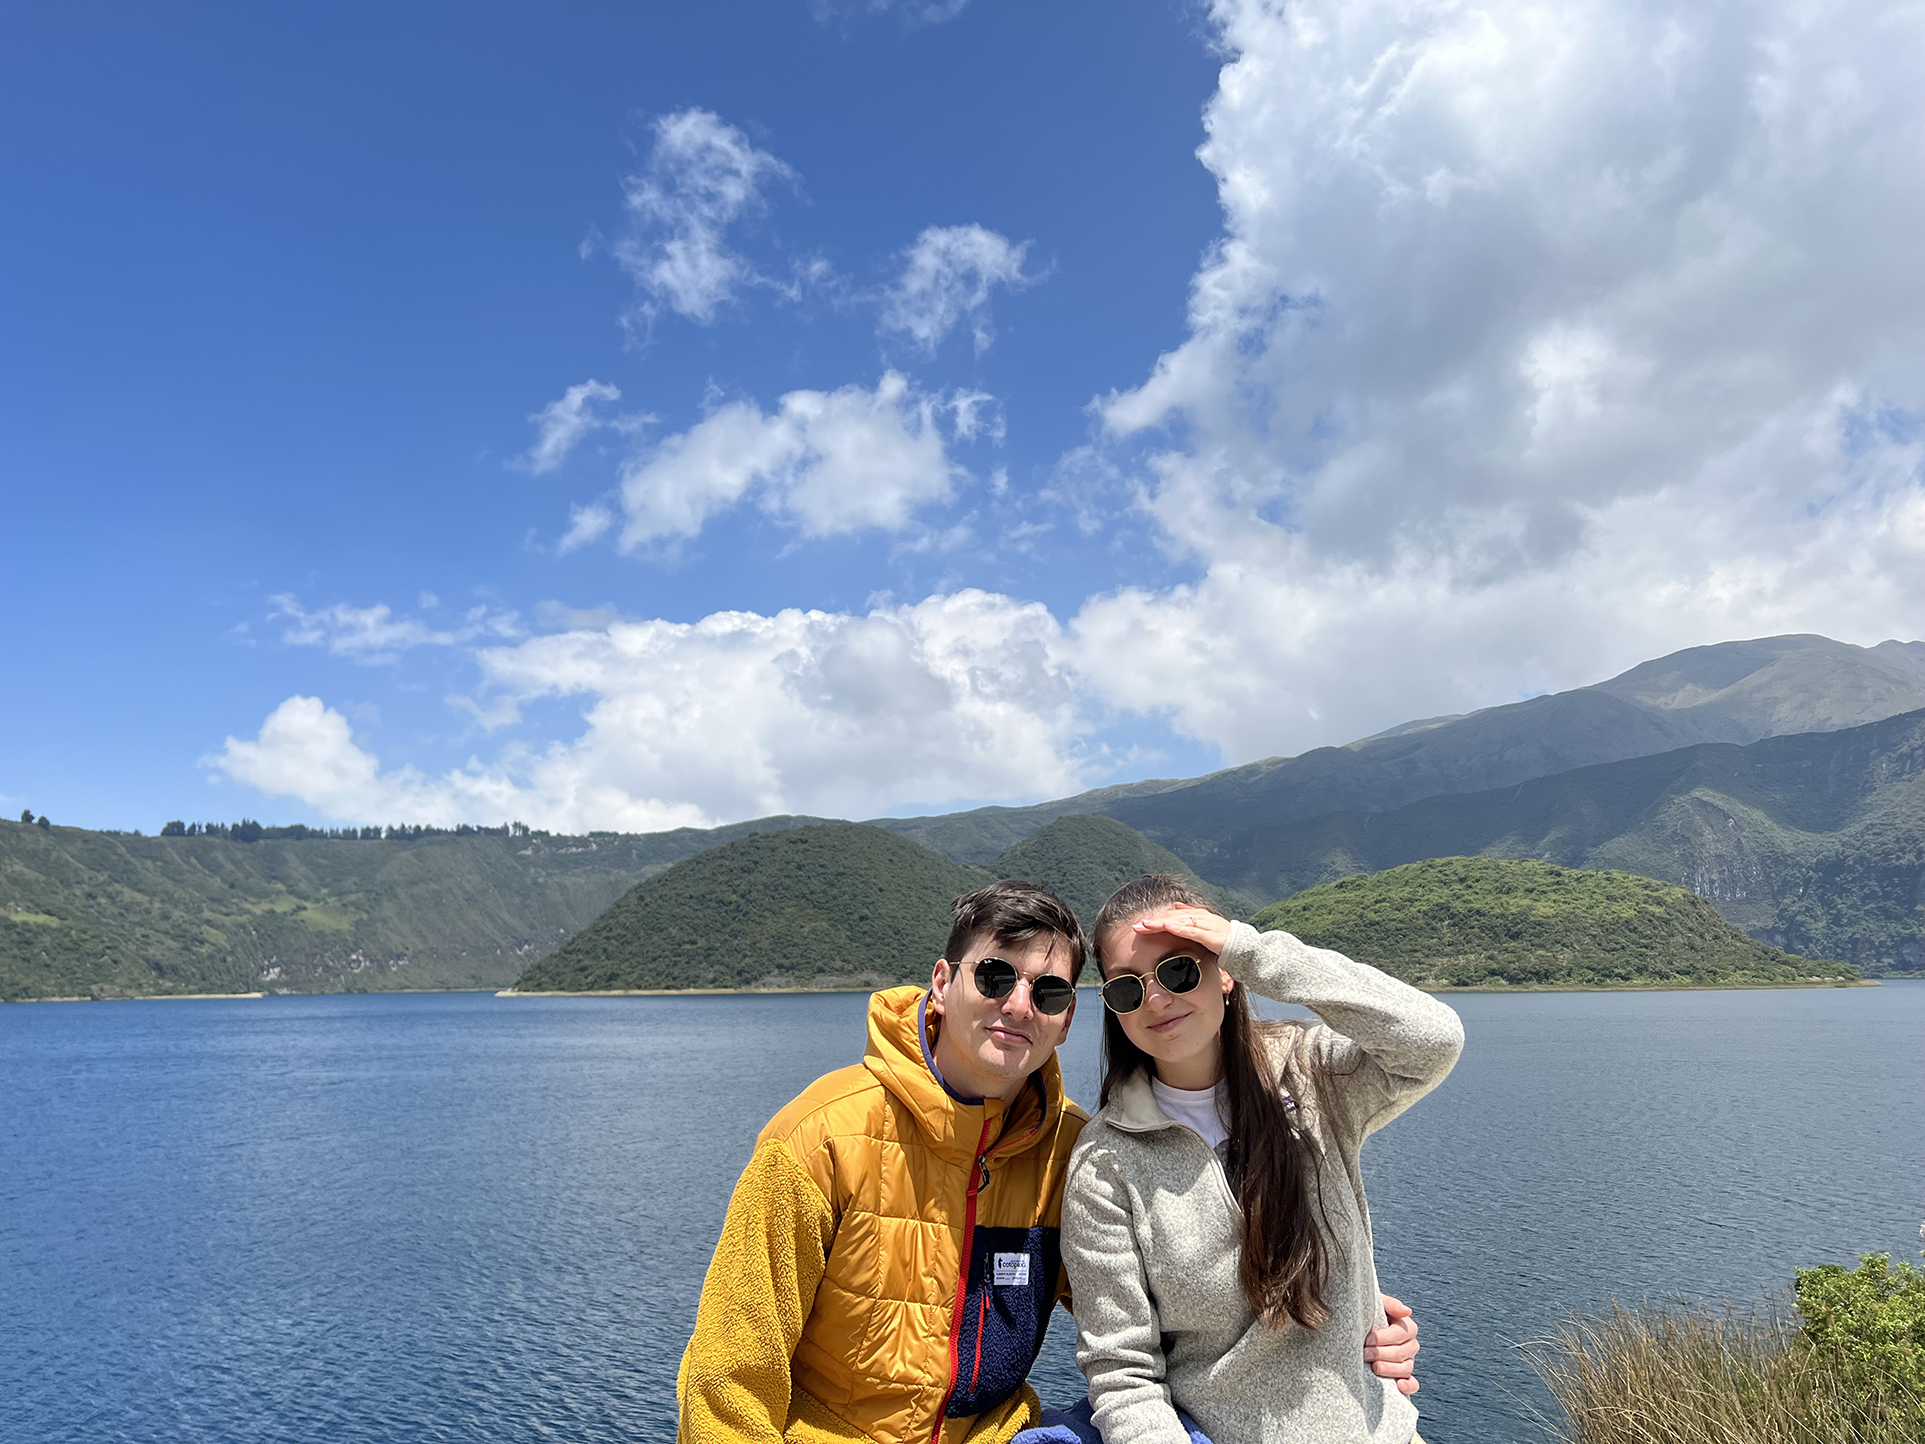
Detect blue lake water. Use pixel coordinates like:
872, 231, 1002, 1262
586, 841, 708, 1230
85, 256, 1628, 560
3, 983, 1922, 1443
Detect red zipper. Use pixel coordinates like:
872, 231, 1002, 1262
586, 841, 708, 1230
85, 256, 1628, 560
969, 1287, 989, 1395
930, 1118, 994, 1444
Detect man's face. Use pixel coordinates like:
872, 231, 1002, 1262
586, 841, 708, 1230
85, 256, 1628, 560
927, 931, 1077, 1104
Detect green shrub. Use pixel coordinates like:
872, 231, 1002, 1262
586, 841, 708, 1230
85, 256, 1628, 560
1793, 1253, 1925, 1431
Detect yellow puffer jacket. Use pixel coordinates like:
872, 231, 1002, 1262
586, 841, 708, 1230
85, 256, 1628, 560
678, 985, 1088, 1444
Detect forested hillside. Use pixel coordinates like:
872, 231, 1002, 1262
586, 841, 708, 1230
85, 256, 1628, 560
514, 824, 991, 992
0, 816, 824, 1000
513, 814, 1256, 993
1254, 858, 1858, 988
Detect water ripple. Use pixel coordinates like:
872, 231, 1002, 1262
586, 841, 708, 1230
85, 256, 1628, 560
4, 984, 1922, 1443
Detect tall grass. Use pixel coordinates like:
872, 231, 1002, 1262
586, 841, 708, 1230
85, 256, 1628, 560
1526, 1297, 1921, 1444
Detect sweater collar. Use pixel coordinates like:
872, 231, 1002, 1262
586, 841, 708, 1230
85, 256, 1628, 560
1102, 1066, 1184, 1134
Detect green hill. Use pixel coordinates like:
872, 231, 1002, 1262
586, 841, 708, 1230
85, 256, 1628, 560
990, 813, 1252, 930
1252, 858, 1858, 988
513, 824, 992, 992
514, 813, 1264, 994
0, 816, 827, 1001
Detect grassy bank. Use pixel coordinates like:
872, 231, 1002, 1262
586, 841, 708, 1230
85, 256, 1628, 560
1529, 1255, 1924, 1443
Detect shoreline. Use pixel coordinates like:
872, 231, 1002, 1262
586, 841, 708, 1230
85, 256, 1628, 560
7, 977, 1895, 1005
1419, 978, 1878, 993
501, 977, 1882, 999
499, 985, 892, 997
0, 987, 502, 1005
0, 991, 268, 1004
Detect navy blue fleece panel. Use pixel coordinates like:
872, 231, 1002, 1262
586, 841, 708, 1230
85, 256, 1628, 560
946, 1225, 1062, 1418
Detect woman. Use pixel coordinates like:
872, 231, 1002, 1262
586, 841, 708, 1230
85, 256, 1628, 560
1061, 875, 1464, 1444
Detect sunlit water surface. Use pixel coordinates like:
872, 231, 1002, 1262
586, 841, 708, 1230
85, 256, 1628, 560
4, 983, 1921, 1443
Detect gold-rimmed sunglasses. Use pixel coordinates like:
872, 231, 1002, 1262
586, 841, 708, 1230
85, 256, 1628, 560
1099, 955, 1203, 1014
962, 957, 1077, 1015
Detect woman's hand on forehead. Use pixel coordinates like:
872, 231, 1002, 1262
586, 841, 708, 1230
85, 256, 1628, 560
1131, 909, 1231, 957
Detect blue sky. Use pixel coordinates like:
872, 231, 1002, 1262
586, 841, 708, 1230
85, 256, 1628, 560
5, 0, 1923, 834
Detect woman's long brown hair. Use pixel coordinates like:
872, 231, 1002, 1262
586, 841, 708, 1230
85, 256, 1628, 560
1094, 874, 1336, 1330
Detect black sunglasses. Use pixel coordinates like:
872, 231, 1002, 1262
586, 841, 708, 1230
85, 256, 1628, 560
1099, 955, 1203, 1014
963, 957, 1077, 1016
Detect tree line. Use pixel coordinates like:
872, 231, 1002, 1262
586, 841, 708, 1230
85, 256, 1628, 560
157, 820, 544, 843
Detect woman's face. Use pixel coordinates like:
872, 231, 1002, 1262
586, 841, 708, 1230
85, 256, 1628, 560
1101, 912, 1236, 1084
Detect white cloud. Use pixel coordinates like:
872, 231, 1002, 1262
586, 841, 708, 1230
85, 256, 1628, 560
213, 695, 712, 833
611, 371, 970, 549
810, 0, 971, 28
558, 502, 615, 553
881, 224, 1034, 353
216, 592, 1089, 831
219, 0, 1925, 834
947, 389, 1003, 443
271, 596, 521, 665
516, 380, 620, 474
1069, 0, 1925, 762
613, 109, 795, 326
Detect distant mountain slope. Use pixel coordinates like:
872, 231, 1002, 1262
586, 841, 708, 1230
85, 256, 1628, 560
1223, 709, 1925, 974
1108, 635, 1925, 876
1591, 635, 1925, 742
991, 814, 1251, 928
875, 634, 1925, 867
0, 816, 827, 1000
514, 824, 990, 992
871, 777, 1194, 867
1252, 858, 1855, 988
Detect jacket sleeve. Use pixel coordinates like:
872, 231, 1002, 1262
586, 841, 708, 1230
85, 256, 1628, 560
1060, 1146, 1197, 1444
676, 1139, 837, 1443
1219, 920, 1465, 1146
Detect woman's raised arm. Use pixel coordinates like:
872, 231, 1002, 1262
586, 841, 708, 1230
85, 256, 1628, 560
1175, 915, 1465, 1142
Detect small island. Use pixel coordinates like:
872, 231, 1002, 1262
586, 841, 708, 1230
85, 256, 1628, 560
1253, 857, 1859, 989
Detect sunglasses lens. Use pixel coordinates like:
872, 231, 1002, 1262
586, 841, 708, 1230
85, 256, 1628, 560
1030, 977, 1075, 1015
1101, 975, 1147, 1014
971, 959, 1018, 999
1157, 956, 1202, 995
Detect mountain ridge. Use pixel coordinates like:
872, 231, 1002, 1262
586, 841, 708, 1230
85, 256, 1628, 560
7, 634, 1923, 998
876, 634, 1925, 867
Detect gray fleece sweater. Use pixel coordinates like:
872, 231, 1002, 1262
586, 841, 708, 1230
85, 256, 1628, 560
1060, 922, 1464, 1444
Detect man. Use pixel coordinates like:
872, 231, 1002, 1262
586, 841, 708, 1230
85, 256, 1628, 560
677, 880, 1420, 1443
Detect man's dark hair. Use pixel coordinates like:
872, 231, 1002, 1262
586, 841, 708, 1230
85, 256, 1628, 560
944, 879, 1088, 984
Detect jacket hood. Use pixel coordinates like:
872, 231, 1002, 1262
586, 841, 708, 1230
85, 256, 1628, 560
862, 984, 1070, 1168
